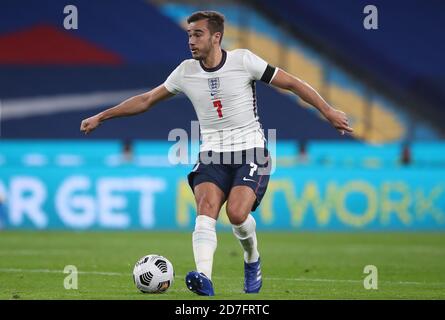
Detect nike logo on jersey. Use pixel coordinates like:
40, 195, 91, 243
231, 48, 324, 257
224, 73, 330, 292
243, 177, 256, 182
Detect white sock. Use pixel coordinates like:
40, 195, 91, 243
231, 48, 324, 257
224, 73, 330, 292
192, 215, 217, 280
232, 214, 260, 263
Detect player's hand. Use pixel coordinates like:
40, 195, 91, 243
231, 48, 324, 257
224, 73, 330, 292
80, 115, 101, 135
325, 108, 354, 135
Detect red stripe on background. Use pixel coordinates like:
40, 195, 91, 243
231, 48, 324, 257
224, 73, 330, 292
0, 24, 123, 65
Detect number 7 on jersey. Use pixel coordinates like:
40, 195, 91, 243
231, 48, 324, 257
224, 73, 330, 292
212, 100, 223, 118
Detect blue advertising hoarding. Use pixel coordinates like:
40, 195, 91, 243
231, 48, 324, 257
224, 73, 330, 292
0, 166, 444, 231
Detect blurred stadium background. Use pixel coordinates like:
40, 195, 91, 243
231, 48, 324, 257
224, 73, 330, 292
0, 0, 444, 299
1, 0, 444, 231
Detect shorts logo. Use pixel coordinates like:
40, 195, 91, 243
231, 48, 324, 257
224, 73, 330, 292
208, 77, 220, 97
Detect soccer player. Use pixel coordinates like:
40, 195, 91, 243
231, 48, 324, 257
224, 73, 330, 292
80, 11, 353, 296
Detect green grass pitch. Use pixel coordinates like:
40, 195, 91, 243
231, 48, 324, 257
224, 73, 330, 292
0, 231, 444, 299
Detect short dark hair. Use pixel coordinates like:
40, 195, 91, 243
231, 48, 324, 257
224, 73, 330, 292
187, 11, 225, 44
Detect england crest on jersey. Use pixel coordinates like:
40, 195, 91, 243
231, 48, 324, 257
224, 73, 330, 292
208, 77, 220, 96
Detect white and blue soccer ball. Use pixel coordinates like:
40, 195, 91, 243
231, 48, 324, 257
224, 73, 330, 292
133, 254, 174, 293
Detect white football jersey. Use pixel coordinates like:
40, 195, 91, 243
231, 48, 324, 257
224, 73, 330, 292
164, 49, 278, 152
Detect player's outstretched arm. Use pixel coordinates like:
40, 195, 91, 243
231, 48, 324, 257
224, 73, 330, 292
270, 68, 354, 135
80, 84, 174, 135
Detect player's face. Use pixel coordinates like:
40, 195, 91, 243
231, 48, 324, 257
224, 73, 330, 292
187, 20, 220, 60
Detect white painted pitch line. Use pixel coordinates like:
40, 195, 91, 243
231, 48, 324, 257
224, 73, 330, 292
0, 268, 122, 276
268, 277, 436, 286
0, 250, 74, 256
0, 268, 444, 287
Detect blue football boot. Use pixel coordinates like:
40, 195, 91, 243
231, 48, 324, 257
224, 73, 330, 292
185, 271, 215, 296
244, 258, 262, 293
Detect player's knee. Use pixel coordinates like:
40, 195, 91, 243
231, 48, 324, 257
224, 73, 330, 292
196, 196, 220, 215
226, 203, 248, 225
228, 212, 246, 225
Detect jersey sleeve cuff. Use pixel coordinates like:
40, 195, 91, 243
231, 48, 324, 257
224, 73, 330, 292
163, 82, 178, 95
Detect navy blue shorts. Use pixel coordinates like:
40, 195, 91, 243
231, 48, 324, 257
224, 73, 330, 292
187, 147, 271, 211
